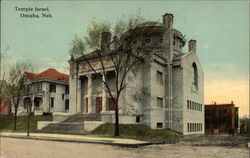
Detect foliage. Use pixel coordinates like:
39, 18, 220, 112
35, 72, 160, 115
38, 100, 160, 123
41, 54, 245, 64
69, 11, 146, 58
0, 115, 52, 132
5, 60, 37, 100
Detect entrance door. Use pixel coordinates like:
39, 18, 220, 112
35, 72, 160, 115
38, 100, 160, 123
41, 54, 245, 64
96, 97, 102, 113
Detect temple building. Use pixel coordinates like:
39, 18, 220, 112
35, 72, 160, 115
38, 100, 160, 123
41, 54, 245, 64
67, 13, 204, 135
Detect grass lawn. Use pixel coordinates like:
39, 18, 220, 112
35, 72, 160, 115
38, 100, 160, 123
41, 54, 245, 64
90, 123, 182, 143
0, 115, 52, 132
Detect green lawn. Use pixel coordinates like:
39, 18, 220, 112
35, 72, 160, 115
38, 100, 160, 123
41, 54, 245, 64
90, 123, 182, 143
0, 115, 52, 132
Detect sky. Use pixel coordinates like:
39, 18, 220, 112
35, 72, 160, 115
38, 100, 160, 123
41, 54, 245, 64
1, 0, 249, 117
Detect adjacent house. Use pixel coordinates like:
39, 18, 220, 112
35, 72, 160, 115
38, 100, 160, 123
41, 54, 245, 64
14, 68, 69, 115
205, 101, 239, 134
67, 13, 204, 135
0, 99, 11, 115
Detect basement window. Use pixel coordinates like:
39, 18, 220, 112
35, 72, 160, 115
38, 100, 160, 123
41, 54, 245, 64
157, 122, 163, 128
136, 116, 140, 123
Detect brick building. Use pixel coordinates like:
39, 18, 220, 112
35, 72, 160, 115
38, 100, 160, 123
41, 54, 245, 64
0, 99, 11, 115
205, 101, 239, 134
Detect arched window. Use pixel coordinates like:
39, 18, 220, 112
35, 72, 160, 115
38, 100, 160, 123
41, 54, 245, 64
192, 63, 198, 91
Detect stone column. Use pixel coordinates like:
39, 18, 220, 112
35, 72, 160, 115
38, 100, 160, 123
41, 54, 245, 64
102, 73, 107, 112
87, 74, 93, 113
77, 77, 81, 113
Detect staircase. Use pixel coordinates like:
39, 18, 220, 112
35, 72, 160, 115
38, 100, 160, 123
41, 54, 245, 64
38, 113, 101, 135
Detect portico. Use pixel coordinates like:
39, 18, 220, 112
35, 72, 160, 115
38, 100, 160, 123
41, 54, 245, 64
76, 71, 115, 114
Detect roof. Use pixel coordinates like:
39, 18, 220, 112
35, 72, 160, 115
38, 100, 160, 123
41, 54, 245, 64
205, 103, 234, 106
25, 68, 69, 83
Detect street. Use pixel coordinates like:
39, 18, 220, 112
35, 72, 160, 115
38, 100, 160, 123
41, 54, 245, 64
0, 137, 248, 158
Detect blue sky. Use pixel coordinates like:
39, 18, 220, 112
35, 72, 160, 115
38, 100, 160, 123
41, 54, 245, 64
1, 1, 249, 116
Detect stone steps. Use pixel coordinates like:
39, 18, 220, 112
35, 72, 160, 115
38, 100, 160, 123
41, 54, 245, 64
38, 113, 101, 135
38, 122, 85, 135
63, 113, 101, 123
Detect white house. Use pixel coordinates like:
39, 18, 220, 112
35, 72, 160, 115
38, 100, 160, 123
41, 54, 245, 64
15, 68, 69, 115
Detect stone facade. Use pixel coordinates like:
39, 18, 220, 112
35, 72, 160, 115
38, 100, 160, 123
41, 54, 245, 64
69, 13, 204, 135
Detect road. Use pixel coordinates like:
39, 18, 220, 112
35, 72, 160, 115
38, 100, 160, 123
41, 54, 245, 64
0, 137, 248, 158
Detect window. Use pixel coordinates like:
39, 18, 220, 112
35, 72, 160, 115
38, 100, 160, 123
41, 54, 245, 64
65, 99, 69, 110
192, 63, 198, 91
26, 84, 31, 92
65, 85, 69, 94
62, 94, 64, 100
156, 97, 163, 108
156, 71, 163, 84
187, 100, 190, 109
187, 123, 190, 132
37, 83, 42, 92
50, 98, 54, 108
157, 122, 163, 128
136, 116, 140, 123
173, 41, 176, 46
49, 83, 56, 93
179, 44, 182, 49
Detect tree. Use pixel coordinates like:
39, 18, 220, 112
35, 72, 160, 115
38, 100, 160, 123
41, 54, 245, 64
70, 12, 153, 136
24, 95, 32, 136
6, 61, 36, 131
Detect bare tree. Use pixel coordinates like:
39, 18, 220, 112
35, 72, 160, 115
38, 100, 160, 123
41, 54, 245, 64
6, 61, 36, 130
70, 12, 153, 136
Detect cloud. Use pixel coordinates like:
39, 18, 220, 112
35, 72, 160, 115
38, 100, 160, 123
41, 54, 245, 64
203, 44, 209, 48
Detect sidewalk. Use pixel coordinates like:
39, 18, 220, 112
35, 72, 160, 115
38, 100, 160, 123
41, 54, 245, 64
0, 132, 151, 147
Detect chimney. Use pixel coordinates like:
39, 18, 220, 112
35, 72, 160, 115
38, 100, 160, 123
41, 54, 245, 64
231, 100, 234, 104
188, 39, 196, 52
162, 13, 174, 28
101, 32, 111, 50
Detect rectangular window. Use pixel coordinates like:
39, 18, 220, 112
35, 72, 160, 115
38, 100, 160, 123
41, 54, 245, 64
49, 83, 56, 93
37, 83, 42, 92
187, 123, 190, 132
156, 97, 163, 108
26, 84, 31, 92
65, 85, 69, 94
50, 98, 54, 108
65, 99, 69, 110
62, 94, 64, 100
157, 122, 163, 128
156, 71, 163, 84
136, 116, 140, 123
187, 100, 189, 109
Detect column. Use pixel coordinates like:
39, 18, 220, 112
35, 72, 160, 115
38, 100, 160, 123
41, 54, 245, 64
31, 95, 35, 112
76, 77, 81, 113
87, 74, 93, 113
102, 73, 107, 112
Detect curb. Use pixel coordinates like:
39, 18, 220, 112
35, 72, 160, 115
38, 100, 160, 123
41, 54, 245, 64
0, 135, 153, 148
